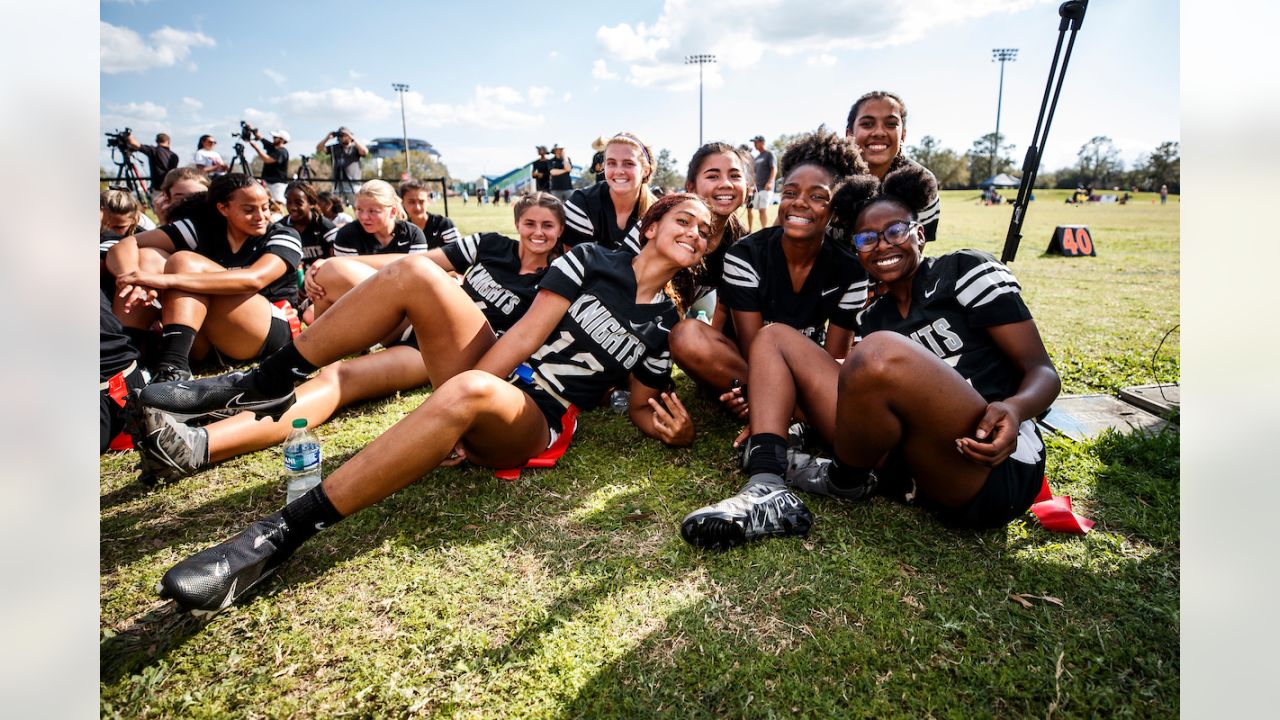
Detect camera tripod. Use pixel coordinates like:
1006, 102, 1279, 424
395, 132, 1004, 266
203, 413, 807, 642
294, 154, 315, 182
228, 141, 254, 177
108, 147, 153, 211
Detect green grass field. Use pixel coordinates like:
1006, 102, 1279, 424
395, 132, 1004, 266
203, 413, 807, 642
100, 190, 1180, 718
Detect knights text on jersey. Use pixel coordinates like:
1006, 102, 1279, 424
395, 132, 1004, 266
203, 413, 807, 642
442, 232, 545, 334
855, 249, 1033, 402
719, 227, 869, 344
529, 244, 678, 410
421, 214, 460, 250
161, 217, 302, 304
331, 219, 428, 256
562, 181, 644, 255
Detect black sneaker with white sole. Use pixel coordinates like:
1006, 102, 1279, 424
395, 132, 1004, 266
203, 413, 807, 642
158, 512, 294, 614
151, 363, 193, 385
786, 451, 879, 501
139, 369, 295, 422
137, 407, 209, 484
680, 474, 813, 550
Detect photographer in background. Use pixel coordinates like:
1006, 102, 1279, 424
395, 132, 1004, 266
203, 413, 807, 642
126, 131, 178, 206
249, 128, 292, 202
316, 126, 367, 203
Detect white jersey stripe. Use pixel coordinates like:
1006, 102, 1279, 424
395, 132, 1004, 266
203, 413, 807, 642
956, 267, 1020, 307
972, 284, 1021, 308
174, 219, 198, 249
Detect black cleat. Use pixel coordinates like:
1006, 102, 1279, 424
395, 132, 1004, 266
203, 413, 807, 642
680, 474, 814, 550
786, 451, 879, 501
150, 363, 193, 385
157, 512, 294, 615
137, 407, 209, 484
139, 369, 295, 422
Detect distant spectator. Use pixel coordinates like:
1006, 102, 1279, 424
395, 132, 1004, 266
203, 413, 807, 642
249, 129, 291, 203
589, 136, 606, 182
549, 144, 574, 202
126, 131, 179, 205
317, 126, 368, 202
503, 188, 511, 204
747, 135, 776, 232
531, 145, 551, 192
1160, 184, 1168, 205
193, 135, 227, 177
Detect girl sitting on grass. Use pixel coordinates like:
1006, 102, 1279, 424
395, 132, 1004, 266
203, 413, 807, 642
141, 193, 710, 613
680, 163, 1061, 549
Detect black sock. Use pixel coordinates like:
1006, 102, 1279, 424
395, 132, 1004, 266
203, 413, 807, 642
155, 324, 197, 371
253, 342, 317, 396
830, 457, 874, 491
276, 484, 345, 556
744, 433, 788, 477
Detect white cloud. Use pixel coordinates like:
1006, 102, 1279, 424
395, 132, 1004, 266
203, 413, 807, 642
596, 0, 1048, 88
563, 92, 573, 103
348, 69, 364, 80
105, 101, 167, 122
274, 85, 543, 131
548, 50, 559, 59
242, 108, 283, 132
180, 97, 203, 113
101, 21, 215, 74
527, 86, 551, 107
592, 59, 619, 81
263, 68, 286, 86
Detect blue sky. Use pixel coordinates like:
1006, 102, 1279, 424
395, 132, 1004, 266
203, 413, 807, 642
101, 0, 1178, 181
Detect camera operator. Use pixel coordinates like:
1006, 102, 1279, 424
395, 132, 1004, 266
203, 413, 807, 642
248, 128, 292, 202
125, 131, 179, 206
316, 126, 367, 203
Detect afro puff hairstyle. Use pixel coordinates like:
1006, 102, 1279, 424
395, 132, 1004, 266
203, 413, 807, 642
830, 162, 938, 233
777, 127, 869, 184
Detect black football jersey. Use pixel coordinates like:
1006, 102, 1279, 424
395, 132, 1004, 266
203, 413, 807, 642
528, 244, 678, 410
719, 227, 869, 344
160, 216, 302, 304
855, 250, 1032, 402
562, 181, 643, 255
332, 219, 428, 256
274, 216, 337, 268
443, 232, 545, 334
421, 213, 460, 250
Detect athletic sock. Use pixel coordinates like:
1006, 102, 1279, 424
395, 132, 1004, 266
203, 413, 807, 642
276, 484, 345, 557
743, 433, 789, 477
252, 342, 317, 396
829, 457, 874, 492
155, 324, 197, 372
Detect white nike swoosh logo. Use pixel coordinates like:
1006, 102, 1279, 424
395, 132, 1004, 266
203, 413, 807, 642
253, 533, 269, 549
821, 287, 840, 297
221, 577, 239, 607
924, 280, 941, 298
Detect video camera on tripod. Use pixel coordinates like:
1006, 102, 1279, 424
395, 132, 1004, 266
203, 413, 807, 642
234, 120, 260, 143
105, 127, 132, 153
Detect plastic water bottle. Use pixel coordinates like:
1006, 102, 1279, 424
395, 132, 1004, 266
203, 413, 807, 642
695, 309, 710, 324
283, 418, 322, 503
610, 389, 631, 414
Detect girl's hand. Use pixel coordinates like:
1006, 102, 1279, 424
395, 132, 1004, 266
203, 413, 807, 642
648, 391, 694, 447
717, 385, 749, 421
303, 259, 327, 300
956, 401, 1020, 467
439, 442, 467, 467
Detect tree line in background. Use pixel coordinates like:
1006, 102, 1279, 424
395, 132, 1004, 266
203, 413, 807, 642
908, 133, 1180, 193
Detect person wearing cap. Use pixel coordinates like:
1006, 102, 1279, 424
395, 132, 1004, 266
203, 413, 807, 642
549, 144, 574, 202
317, 126, 368, 203
588, 136, 606, 183
250, 129, 292, 202
531, 145, 551, 192
748, 135, 776, 232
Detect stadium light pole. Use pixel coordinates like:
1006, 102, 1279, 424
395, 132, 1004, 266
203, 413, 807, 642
684, 54, 716, 146
392, 83, 411, 178
989, 48, 1018, 181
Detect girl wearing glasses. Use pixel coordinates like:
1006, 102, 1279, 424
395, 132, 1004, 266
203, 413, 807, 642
673, 129, 869, 420
681, 163, 1060, 549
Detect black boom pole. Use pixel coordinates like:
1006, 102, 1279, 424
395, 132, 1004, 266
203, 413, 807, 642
1000, 0, 1089, 263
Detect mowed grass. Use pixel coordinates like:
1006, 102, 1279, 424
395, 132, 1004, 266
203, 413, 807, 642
100, 190, 1180, 718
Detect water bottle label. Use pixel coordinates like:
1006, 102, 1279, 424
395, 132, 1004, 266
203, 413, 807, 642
285, 444, 320, 471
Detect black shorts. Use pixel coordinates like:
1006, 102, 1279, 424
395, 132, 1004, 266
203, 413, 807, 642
877, 421, 1046, 530
510, 377, 569, 436
386, 326, 419, 350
